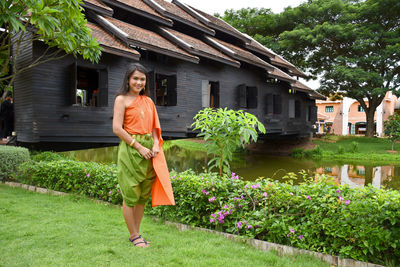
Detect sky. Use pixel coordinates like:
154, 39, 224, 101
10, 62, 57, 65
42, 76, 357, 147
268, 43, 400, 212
175, 0, 320, 89
177, 0, 307, 15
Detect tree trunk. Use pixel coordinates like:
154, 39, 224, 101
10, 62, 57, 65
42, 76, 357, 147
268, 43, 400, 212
365, 107, 376, 137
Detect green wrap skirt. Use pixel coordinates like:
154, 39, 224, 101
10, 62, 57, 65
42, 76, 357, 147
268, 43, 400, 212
117, 134, 156, 207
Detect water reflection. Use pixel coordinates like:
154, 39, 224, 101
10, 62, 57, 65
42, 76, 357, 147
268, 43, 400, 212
63, 143, 400, 190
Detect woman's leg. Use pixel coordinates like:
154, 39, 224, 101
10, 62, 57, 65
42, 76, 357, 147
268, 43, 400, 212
122, 201, 148, 247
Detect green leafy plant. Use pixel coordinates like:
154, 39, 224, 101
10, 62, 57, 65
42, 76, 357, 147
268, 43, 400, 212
191, 108, 265, 176
349, 141, 359, 153
0, 146, 30, 181
384, 113, 400, 151
337, 145, 345, 154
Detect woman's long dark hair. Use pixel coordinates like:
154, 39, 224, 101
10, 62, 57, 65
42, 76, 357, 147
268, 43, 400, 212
117, 63, 150, 96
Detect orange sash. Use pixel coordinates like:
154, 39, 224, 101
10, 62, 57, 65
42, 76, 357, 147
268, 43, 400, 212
123, 95, 175, 207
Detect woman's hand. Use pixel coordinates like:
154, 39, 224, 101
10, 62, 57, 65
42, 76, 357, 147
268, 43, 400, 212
137, 144, 153, 159
152, 144, 160, 158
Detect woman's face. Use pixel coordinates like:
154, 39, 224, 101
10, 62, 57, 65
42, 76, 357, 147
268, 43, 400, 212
128, 70, 146, 95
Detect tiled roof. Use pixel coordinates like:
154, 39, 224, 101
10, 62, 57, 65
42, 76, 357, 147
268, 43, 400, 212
82, 0, 113, 16
144, 0, 214, 34
101, 0, 172, 26
244, 34, 307, 78
267, 67, 296, 83
292, 80, 325, 100
98, 15, 199, 63
205, 36, 273, 71
159, 27, 240, 67
87, 22, 140, 60
181, 3, 250, 43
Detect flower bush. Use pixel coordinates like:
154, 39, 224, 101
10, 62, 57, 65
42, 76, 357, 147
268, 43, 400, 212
16, 156, 122, 205
0, 146, 30, 181
149, 170, 400, 265
13, 152, 400, 265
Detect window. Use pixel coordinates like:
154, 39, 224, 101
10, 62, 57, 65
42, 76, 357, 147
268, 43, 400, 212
358, 105, 364, 112
308, 106, 317, 122
325, 106, 334, 113
202, 80, 220, 108
71, 63, 108, 107
155, 74, 177, 106
238, 84, 257, 109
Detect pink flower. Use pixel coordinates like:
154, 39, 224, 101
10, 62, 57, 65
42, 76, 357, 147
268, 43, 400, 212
298, 235, 304, 239
223, 204, 228, 209
287, 234, 290, 237
68, 173, 72, 176
247, 225, 252, 229
109, 191, 113, 195
289, 228, 295, 233
208, 196, 215, 202
263, 192, 268, 197
201, 189, 209, 195
336, 189, 341, 194
171, 176, 175, 179
289, 192, 294, 196
178, 177, 181, 180
244, 185, 248, 188
338, 196, 344, 201
210, 218, 215, 223
211, 213, 216, 218
251, 184, 260, 189
345, 200, 351, 205
306, 195, 311, 200
86, 173, 90, 177
237, 221, 242, 229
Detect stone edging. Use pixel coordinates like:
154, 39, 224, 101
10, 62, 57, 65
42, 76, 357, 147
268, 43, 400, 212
2, 181, 386, 267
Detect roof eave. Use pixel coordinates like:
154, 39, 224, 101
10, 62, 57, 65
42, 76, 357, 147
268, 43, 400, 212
101, 45, 140, 60
128, 39, 199, 64
101, 0, 173, 26
82, 1, 113, 17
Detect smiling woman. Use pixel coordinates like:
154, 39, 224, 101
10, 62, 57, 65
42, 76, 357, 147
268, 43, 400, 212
112, 63, 175, 247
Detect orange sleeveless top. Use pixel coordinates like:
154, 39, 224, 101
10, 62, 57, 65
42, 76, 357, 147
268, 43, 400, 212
123, 95, 175, 207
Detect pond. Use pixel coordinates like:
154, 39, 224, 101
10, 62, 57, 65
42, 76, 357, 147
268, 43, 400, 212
63, 141, 400, 190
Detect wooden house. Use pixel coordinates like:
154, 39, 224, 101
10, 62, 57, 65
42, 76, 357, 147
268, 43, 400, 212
13, 0, 325, 150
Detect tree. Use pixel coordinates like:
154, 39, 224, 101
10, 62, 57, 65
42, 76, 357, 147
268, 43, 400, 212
192, 108, 265, 176
0, 0, 102, 92
384, 113, 400, 151
222, 0, 400, 137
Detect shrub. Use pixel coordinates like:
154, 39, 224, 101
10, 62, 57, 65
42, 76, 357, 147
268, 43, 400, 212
149, 170, 400, 265
0, 146, 30, 181
337, 145, 345, 154
291, 148, 305, 158
349, 141, 359, 153
31, 151, 72, 162
16, 160, 122, 204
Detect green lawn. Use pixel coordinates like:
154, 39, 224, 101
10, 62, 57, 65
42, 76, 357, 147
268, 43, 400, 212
0, 185, 329, 267
314, 135, 399, 154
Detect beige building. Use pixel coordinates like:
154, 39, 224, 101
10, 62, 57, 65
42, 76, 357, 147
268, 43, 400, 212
316, 91, 399, 136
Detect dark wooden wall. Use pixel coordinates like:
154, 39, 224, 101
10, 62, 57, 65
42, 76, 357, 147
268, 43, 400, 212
14, 41, 316, 148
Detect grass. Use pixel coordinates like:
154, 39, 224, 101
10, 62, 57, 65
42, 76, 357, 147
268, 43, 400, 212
0, 185, 329, 267
168, 138, 207, 152
312, 136, 400, 164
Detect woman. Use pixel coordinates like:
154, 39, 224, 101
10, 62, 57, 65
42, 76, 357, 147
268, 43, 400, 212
113, 63, 175, 247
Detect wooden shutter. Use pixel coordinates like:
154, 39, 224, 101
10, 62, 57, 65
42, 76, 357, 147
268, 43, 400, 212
295, 100, 301, 118
167, 75, 177, 106
238, 84, 246, 108
265, 94, 273, 115
273, 94, 282, 114
98, 68, 108, 107
70, 61, 77, 105
201, 80, 210, 108
247, 86, 257, 109
211, 82, 220, 108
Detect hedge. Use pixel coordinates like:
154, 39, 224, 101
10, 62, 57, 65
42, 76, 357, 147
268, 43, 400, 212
14, 153, 400, 265
0, 146, 30, 181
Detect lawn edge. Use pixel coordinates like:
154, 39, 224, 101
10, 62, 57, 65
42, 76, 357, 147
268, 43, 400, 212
2, 181, 386, 267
